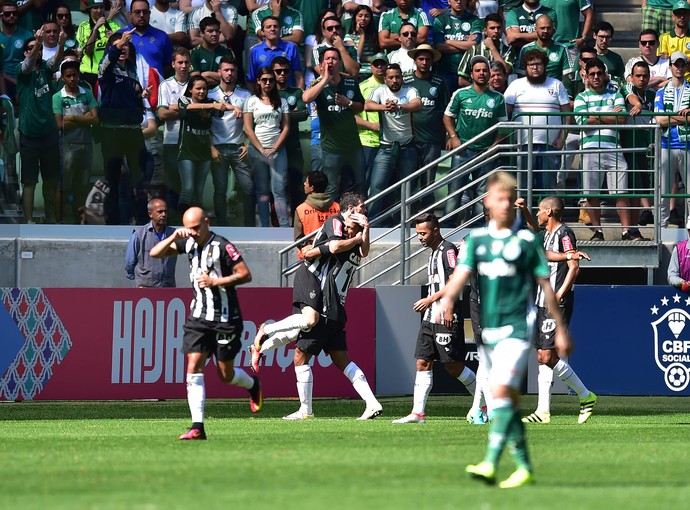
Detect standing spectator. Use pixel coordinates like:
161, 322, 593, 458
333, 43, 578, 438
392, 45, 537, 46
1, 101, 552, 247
592, 21, 626, 87
303, 47, 365, 198
243, 66, 290, 227
0, 1, 35, 98
655, 51, 690, 227
574, 58, 642, 241
505, 49, 570, 193
150, 206, 260, 441
150, 0, 187, 47
505, 0, 557, 52
489, 60, 508, 93
177, 76, 225, 211
119, 0, 174, 77
626, 29, 671, 90
98, 30, 149, 225
432, 0, 481, 94
77, 0, 120, 88
365, 62, 422, 223
304, 8, 337, 85
515, 14, 573, 84
387, 22, 418, 75
378, 0, 431, 51
356, 53, 385, 193
52, 3, 79, 52
342, 1, 386, 32
186, 0, 238, 47
273, 56, 308, 216
248, 16, 303, 91
16, 0, 47, 32
458, 13, 515, 88
208, 56, 256, 226
643, 0, 676, 36
443, 55, 507, 226
541, 0, 592, 63
660, 2, 690, 81
40, 21, 61, 62
344, 4, 380, 78
667, 217, 690, 288
125, 197, 177, 287
404, 44, 448, 212
312, 15, 360, 78
249, 0, 304, 45
293, 170, 340, 259
17, 32, 63, 224
53, 59, 98, 224
190, 16, 234, 88
290, 0, 331, 39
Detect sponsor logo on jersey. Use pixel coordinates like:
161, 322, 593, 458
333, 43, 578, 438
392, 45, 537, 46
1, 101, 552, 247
650, 293, 690, 391
226, 242, 241, 261
446, 249, 457, 268
332, 218, 343, 237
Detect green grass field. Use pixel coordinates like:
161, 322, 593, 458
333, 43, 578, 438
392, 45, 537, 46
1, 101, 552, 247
1, 395, 689, 510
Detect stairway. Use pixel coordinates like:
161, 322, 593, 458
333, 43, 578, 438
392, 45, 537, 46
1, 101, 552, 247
594, 0, 643, 62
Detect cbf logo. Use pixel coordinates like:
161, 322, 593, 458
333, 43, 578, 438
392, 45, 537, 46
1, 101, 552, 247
650, 293, 690, 391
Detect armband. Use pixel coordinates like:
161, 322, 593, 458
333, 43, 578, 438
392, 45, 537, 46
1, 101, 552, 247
318, 244, 330, 256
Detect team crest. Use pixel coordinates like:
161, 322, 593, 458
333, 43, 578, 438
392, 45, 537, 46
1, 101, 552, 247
429, 86, 438, 97
284, 16, 293, 25
310, 290, 317, 299
346, 90, 354, 99
215, 56, 222, 64
14, 40, 23, 49
259, 54, 266, 61
686, 42, 690, 51
650, 293, 690, 391
288, 95, 296, 105
549, 52, 558, 62
486, 98, 495, 108
461, 22, 471, 32
502, 239, 521, 261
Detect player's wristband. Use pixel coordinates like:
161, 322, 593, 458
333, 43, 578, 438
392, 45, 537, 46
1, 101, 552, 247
318, 244, 330, 256
566, 252, 573, 261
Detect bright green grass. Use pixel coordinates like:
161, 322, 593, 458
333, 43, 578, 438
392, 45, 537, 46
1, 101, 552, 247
1, 396, 689, 510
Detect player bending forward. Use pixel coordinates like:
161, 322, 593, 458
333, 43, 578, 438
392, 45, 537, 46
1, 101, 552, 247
251, 192, 383, 420
151, 207, 262, 440
442, 172, 573, 489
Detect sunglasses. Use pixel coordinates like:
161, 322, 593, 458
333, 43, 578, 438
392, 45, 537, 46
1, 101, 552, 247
401, 31, 417, 37
56, 13, 69, 19
2, 11, 18, 17
259, 77, 275, 84
324, 25, 341, 32
639, 40, 657, 46
587, 71, 604, 77
673, 61, 688, 67
273, 68, 289, 74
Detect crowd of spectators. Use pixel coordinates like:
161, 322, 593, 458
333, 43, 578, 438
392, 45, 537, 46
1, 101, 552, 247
0, 0, 686, 235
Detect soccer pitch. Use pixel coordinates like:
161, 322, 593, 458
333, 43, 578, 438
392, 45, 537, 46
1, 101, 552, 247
1, 396, 688, 510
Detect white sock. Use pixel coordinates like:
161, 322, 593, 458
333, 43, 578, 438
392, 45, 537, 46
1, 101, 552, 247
295, 364, 313, 414
343, 361, 380, 409
457, 366, 476, 395
553, 359, 590, 399
411, 370, 433, 415
471, 364, 485, 410
259, 328, 301, 354
230, 368, 254, 389
537, 364, 554, 413
264, 314, 311, 335
186, 373, 205, 424
480, 366, 493, 413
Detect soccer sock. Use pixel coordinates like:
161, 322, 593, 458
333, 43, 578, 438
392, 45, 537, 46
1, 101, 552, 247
229, 368, 254, 389
483, 398, 513, 468
507, 409, 532, 471
553, 359, 590, 399
343, 361, 380, 409
264, 314, 311, 335
186, 373, 205, 425
295, 364, 313, 414
411, 370, 433, 415
537, 364, 554, 413
259, 328, 301, 354
457, 366, 476, 395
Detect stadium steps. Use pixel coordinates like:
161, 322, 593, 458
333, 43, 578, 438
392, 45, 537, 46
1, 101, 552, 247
594, 0, 643, 62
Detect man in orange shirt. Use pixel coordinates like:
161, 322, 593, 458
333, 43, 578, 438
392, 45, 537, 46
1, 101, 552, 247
293, 171, 340, 259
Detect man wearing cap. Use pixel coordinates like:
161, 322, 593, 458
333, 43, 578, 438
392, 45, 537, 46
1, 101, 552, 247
443, 54, 507, 227
432, 0, 481, 94
458, 13, 515, 88
667, 217, 690, 290
404, 44, 449, 211
655, 50, 690, 227
660, 1, 690, 79
356, 53, 387, 193
379, 0, 432, 51
388, 22, 419, 75
505, 0, 558, 52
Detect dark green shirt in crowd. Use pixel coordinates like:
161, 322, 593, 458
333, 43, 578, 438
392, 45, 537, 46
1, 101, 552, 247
16, 60, 57, 137
190, 45, 234, 74
278, 85, 308, 151
311, 74, 364, 154
403, 72, 449, 145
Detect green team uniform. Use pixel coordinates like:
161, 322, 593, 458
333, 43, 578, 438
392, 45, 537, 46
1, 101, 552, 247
16, 61, 57, 137
432, 11, 483, 76
597, 51, 626, 86
288, 0, 329, 41
515, 41, 573, 78
51, 86, 98, 144
500, 0, 524, 13
444, 85, 508, 151
378, 7, 431, 37
403, 73, 449, 144
190, 45, 234, 74
343, 33, 377, 76
311, 75, 364, 154
312, 42, 360, 73
573, 86, 626, 149
249, 5, 303, 39
622, 83, 655, 150
278, 86, 307, 152
177, 97, 223, 161
458, 41, 517, 78
505, 5, 558, 35
459, 225, 549, 344
541, 0, 591, 44
0, 26, 32, 79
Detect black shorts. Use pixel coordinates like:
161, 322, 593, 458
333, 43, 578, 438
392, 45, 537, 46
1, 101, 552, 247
469, 299, 482, 345
536, 294, 574, 350
295, 317, 348, 356
415, 321, 466, 363
183, 316, 243, 362
292, 265, 323, 312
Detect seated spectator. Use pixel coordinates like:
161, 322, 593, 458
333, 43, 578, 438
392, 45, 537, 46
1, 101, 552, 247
378, 0, 431, 51
248, 16, 303, 92
248, 0, 304, 45
150, 0, 187, 47
505, 0, 557, 52
311, 15, 360, 78
344, 4, 380, 79
0, 1, 34, 98
625, 29, 671, 90
77, 0, 121, 88
186, 0, 238, 47
190, 16, 234, 88
51, 3, 79, 52
458, 12, 514, 88
294, 170, 340, 259
514, 14, 573, 85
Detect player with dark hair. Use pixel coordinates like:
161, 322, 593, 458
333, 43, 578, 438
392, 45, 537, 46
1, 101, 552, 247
251, 192, 382, 421
392, 213, 477, 424
150, 206, 262, 440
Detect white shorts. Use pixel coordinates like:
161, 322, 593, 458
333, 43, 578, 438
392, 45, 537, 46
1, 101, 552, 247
582, 151, 628, 195
478, 338, 532, 391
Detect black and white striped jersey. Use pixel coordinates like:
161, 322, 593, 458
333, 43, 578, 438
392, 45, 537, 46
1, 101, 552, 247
175, 233, 244, 323
423, 239, 460, 324
536, 224, 576, 308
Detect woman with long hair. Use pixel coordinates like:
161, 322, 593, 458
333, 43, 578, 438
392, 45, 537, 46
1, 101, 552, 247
51, 3, 78, 52
344, 4, 380, 78
177, 75, 227, 212
76, 0, 121, 87
243, 66, 290, 228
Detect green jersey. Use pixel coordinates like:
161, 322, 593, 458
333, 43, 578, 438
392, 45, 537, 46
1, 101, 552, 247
622, 83, 656, 149
249, 5, 303, 39
444, 85, 507, 151
458, 41, 517, 78
190, 45, 234, 74
505, 5, 558, 34
278, 86, 307, 151
16, 60, 57, 137
432, 11, 483, 76
52, 86, 98, 144
177, 97, 223, 161
597, 51, 626, 85
459, 223, 549, 344
574, 85, 626, 149
311, 74, 364, 154
289, 0, 329, 42
541, 0, 591, 44
500, 0, 524, 12
515, 41, 573, 78
403, 72, 449, 145
378, 7, 431, 36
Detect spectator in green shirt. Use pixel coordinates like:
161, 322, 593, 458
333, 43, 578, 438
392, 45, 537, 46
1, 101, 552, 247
190, 16, 234, 89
